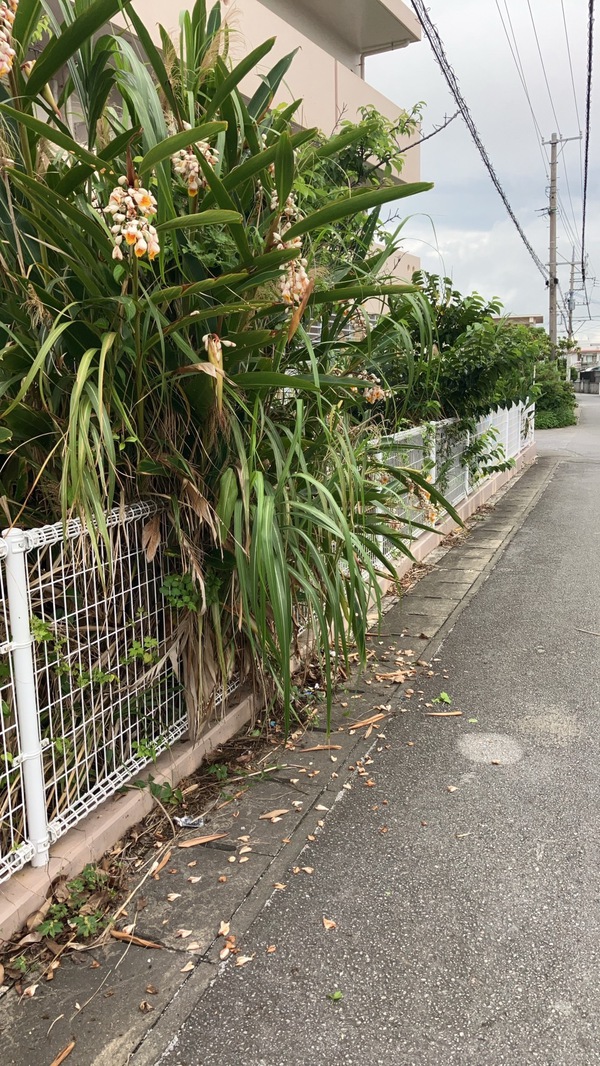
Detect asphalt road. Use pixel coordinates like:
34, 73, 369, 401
150, 398, 600, 1066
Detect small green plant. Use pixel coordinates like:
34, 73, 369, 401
161, 572, 202, 612
148, 776, 183, 806
70, 913, 102, 938
207, 763, 229, 782
11, 955, 27, 974
133, 738, 161, 763
433, 691, 452, 704
122, 637, 160, 666
327, 990, 344, 1002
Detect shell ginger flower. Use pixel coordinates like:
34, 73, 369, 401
172, 139, 219, 196
104, 179, 160, 262
0, 0, 18, 79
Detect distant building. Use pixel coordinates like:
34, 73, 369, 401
492, 315, 544, 327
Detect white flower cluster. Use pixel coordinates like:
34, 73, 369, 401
271, 191, 310, 306
364, 383, 387, 404
350, 371, 388, 405
0, 0, 18, 79
104, 177, 160, 262
172, 140, 218, 196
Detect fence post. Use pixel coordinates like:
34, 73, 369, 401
464, 428, 470, 498
3, 528, 49, 867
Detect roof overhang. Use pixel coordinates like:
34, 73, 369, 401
258, 0, 421, 62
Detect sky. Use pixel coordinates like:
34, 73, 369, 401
366, 0, 600, 347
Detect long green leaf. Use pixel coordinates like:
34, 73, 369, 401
203, 39, 276, 121
285, 182, 434, 241
0, 105, 106, 170
155, 209, 242, 233
26, 0, 131, 96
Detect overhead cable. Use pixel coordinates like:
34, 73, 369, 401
582, 0, 595, 281
409, 0, 549, 279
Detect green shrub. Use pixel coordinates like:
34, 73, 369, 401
534, 360, 577, 429
535, 406, 577, 429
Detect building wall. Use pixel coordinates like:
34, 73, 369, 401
121, 0, 421, 185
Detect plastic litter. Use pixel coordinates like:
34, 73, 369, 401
174, 815, 205, 829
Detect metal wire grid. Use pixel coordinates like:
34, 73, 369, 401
436, 422, 468, 508
378, 426, 433, 558
0, 560, 34, 882
25, 512, 184, 843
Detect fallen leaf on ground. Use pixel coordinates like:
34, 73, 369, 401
175, 929, 192, 939
349, 712, 388, 730
425, 711, 463, 718
273, 883, 286, 890
50, 1041, 75, 1066
145, 985, 158, 995
150, 850, 172, 879
300, 744, 342, 752
186, 941, 201, 952
447, 785, 458, 793
178, 833, 227, 849
239, 846, 252, 855
301, 867, 314, 874
218, 921, 230, 937
239, 857, 249, 864
218, 876, 228, 883
139, 1000, 154, 1013
22, 984, 38, 998
266, 945, 277, 954
166, 893, 181, 903
491, 759, 501, 765
235, 955, 254, 967
375, 670, 406, 683
110, 930, 162, 949
188, 876, 201, 884
315, 804, 329, 812
228, 856, 236, 863
322, 917, 337, 931
180, 961, 194, 973
259, 809, 289, 821
219, 947, 230, 961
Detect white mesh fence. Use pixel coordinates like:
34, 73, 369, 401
0, 506, 240, 884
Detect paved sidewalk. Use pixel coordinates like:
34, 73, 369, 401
135, 398, 600, 1066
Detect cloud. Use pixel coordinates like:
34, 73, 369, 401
366, 0, 600, 343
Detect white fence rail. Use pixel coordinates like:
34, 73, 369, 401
0, 403, 534, 884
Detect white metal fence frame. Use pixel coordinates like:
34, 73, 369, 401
0, 403, 534, 884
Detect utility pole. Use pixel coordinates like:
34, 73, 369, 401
547, 132, 558, 354
567, 248, 576, 342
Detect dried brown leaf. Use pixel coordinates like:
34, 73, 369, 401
110, 930, 162, 950
175, 929, 193, 939
141, 514, 162, 563
235, 954, 254, 968
178, 833, 227, 849
139, 1000, 154, 1013
322, 917, 337, 931
259, 808, 289, 821
425, 711, 463, 717
300, 744, 342, 752
166, 893, 181, 902
218, 921, 230, 937
180, 961, 194, 973
49, 1042, 75, 1066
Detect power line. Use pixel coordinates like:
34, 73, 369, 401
560, 0, 584, 199
525, 0, 562, 135
582, 0, 595, 281
494, 0, 549, 181
408, 0, 549, 280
